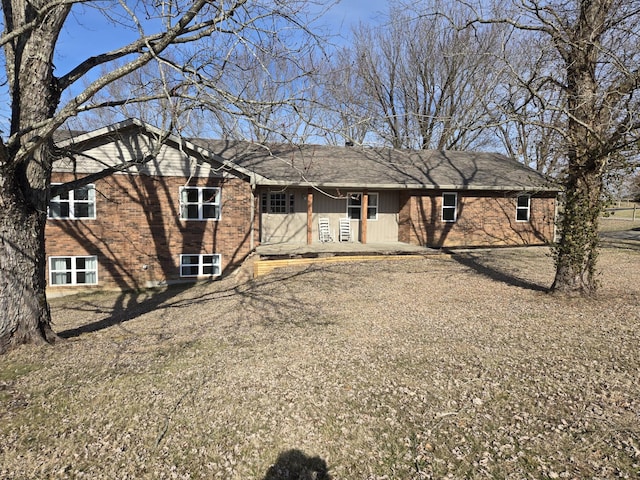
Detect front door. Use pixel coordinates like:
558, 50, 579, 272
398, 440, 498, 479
261, 191, 306, 243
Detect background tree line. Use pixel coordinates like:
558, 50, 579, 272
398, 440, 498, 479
70, 1, 583, 178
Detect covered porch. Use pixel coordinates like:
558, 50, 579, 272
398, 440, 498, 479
258, 187, 401, 245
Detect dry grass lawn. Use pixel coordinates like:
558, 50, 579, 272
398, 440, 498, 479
1, 236, 639, 479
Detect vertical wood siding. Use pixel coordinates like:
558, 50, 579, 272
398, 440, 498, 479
366, 191, 399, 243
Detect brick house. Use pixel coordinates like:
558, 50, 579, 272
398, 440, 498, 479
46, 119, 558, 292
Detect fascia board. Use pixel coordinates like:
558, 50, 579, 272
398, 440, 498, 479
255, 180, 561, 193
55, 118, 141, 148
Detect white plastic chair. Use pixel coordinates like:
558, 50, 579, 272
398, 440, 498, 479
318, 218, 333, 242
339, 217, 351, 242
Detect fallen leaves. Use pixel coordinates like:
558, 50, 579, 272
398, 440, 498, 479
0, 247, 639, 478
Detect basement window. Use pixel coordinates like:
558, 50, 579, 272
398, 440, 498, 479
49, 184, 96, 219
180, 254, 221, 277
179, 187, 220, 220
442, 193, 457, 222
517, 195, 531, 222
49, 256, 98, 285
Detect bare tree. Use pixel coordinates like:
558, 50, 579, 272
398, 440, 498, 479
0, 0, 323, 353
484, 33, 567, 175
492, 93, 567, 176
312, 47, 376, 146
334, 1, 502, 150
463, 0, 640, 294
199, 40, 320, 143
351, 20, 409, 148
65, 56, 191, 134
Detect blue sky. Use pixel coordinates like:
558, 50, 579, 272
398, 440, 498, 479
322, 0, 389, 34
1, 1, 391, 132
55, 3, 152, 76
53, 0, 390, 75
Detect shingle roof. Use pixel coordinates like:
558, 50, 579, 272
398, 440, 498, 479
197, 140, 558, 192
54, 119, 558, 192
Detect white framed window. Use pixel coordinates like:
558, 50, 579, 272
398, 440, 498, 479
367, 193, 378, 220
49, 256, 98, 285
261, 192, 295, 214
180, 186, 220, 220
442, 193, 457, 222
516, 195, 531, 222
49, 184, 96, 219
180, 254, 221, 277
347, 192, 378, 220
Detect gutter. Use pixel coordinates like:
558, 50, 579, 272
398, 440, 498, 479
250, 180, 561, 193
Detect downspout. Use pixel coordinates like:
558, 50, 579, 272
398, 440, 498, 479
250, 175, 256, 250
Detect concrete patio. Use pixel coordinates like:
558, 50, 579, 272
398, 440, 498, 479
252, 242, 443, 277
255, 241, 441, 258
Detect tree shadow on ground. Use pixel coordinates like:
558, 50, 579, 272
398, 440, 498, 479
56, 284, 194, 339
263, 449, 331, 480
449, 250, 550, 292
56, 267, 317, 339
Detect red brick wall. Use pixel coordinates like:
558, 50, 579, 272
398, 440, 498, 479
46, 173, 258, 292
399, 190, 556, 248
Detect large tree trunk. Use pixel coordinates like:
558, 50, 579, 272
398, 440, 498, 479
0, 160, 57, 353
0, 0, 70, 352
551, 166, 604, 295
550, 0, 608, 295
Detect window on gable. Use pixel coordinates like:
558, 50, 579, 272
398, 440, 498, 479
180, 254, 221, 277
347, 192, 378, 220
49, 184, 96, 219
516, 195, 531, 222
180, 187, 220, 220
261, 192, 295, 214
442, 193, 457, 222
49, 256, 98, 285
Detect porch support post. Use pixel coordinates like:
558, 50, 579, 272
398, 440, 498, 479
250, 182, 256, 249
307, 188, 313, 245
362, 190, 368, 244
